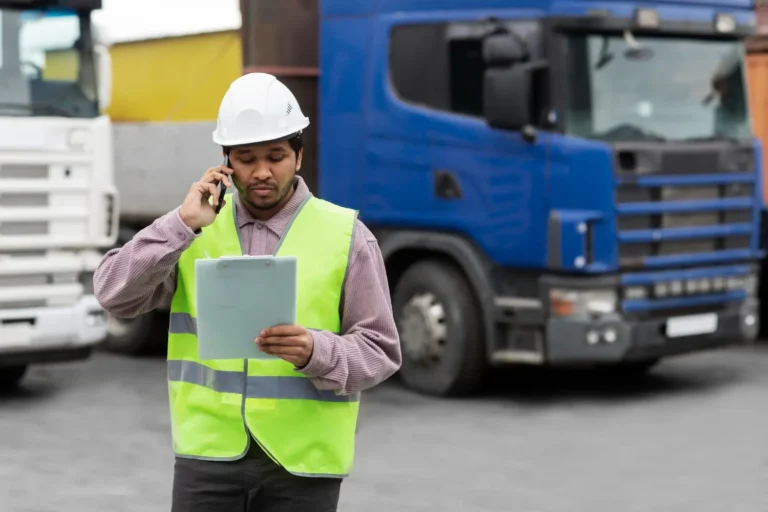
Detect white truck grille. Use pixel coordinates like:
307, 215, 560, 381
0, 160, 91, 310
0, 259, 48, 309
0, 160, 96, 251
0, 116, 118, 313
0, 249, 90, 310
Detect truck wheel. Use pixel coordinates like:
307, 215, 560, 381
103, 311, 168, 356
393, 260, 486, 397
0, 365, 27, 391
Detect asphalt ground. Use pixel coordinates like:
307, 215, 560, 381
1, 346, 766, 512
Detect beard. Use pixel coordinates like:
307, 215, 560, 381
243, 178, 295, 211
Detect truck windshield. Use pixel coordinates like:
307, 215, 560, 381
0, 7, 98, 118
563, 33, 751, 142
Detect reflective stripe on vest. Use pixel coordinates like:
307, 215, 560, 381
167, 192, 360, 477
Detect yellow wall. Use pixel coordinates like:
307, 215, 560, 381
43, 50, 78, 81
107, 30, 242, 122
41, 31, 242, 122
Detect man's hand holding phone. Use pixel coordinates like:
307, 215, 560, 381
179, 163, 233, 232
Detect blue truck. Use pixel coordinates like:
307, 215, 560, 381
108, 0, 765, 397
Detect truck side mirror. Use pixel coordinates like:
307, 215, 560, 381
94, 43, 112, 112
483, 33, 528, 65
483, 60, 548, 134
481, 32, 548, 136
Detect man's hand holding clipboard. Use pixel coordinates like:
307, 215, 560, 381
256, 325, 314, 368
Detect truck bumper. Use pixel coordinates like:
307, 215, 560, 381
0, 295, 107, 367
545, 299, 759, 364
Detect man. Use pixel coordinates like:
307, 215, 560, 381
94, 73, 402, 511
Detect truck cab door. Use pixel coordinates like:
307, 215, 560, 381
362, 15, 552, 269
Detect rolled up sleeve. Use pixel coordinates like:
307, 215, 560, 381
94, 208, 199, 318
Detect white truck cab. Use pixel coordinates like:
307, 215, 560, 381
0, 0, 116, 389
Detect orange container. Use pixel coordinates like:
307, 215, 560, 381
747, 49, 768, 204
748, 3, 768, 204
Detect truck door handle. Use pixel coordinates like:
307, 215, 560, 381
433, 170, 462, 199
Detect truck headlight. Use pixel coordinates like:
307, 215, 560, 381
550, 288, 617, 316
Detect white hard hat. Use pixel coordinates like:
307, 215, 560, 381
212, 73, 310, 147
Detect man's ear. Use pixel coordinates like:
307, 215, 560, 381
296, 148, 303, 171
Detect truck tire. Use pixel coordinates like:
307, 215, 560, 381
392, 259, 487, 397
103, 311, 169, 356
0, 365, 27, 391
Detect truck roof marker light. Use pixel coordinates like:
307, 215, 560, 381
715, 13, 736, 33
634, 8, 660, 29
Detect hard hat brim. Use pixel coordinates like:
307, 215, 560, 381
212, 117, 310, 147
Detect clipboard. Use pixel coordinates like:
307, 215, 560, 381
195, 255, 297, 360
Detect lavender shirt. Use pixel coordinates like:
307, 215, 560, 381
94, 176, 402, 394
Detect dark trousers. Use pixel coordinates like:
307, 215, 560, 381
171, 441, 342, 512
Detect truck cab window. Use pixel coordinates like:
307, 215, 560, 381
448, 38, 484, 115
389, 20, 541, 118
563, 32, 752, 142
0, 7, 98, 119
389, 23, 451, 112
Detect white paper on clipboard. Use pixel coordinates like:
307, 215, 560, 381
195, 255, 297, 360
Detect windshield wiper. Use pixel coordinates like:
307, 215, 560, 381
0, 102, 73, 118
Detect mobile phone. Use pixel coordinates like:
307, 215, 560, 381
215, 155, 229, 214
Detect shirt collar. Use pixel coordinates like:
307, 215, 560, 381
234, 175, 311, 236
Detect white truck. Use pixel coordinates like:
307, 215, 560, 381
0, 0, 116, 389
90, 0, 240, 356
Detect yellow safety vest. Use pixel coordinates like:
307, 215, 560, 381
166, 193, 360, 477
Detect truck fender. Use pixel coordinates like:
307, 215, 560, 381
376, 230, 498, 361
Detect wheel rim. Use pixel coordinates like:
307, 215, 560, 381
107, 315, 134, 338
399, 293, 447, 365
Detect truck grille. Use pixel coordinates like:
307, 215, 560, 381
0, 160, 100, 250
615, 144, 759, 315
617, 182, 753, 265
614, 145, 757, 269
0, 194, 48, 207
0, 160, 92, 310
0, 250, 83, 310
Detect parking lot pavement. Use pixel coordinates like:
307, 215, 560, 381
1, 345, 767, 512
